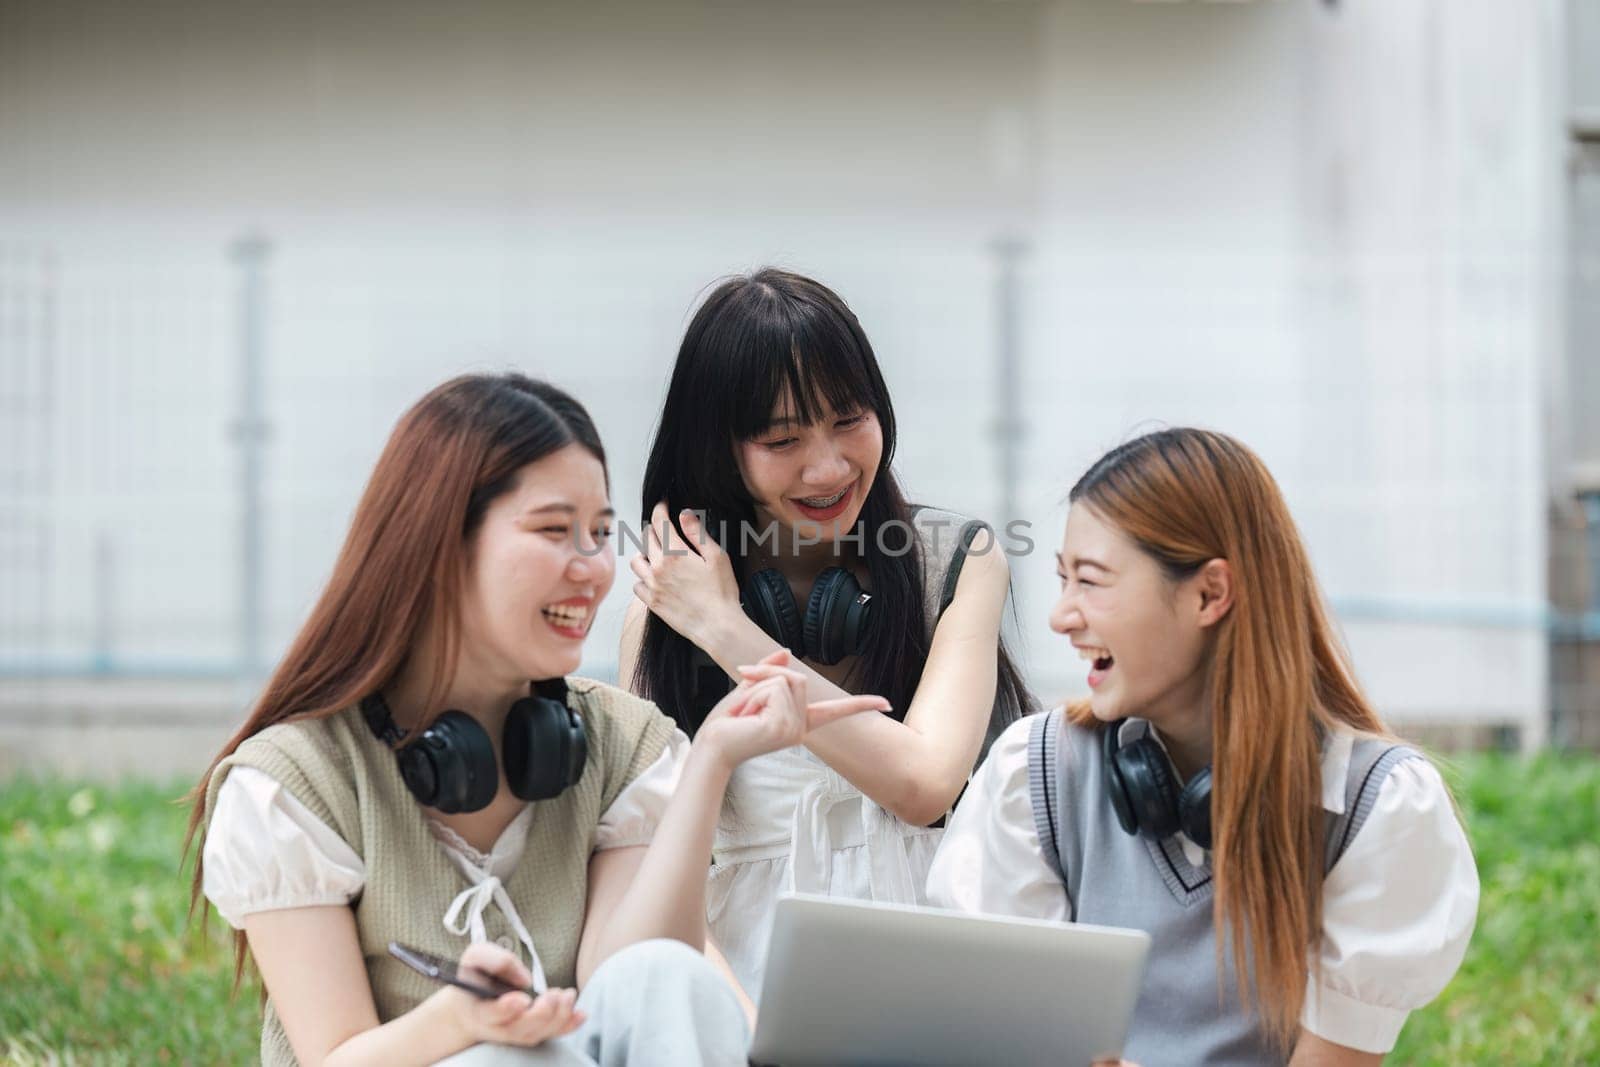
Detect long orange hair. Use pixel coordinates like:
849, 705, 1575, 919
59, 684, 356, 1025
1066, 428, 1390, 1049
183, 372, 607, 979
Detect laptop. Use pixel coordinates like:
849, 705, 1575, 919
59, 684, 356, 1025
748, 894, 1149, 1067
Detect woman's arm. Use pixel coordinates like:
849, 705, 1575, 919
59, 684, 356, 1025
575, 651, 888, 985
244, 906, 581, 1066
628, 507, 1012, 825
572, 742, 730, 985
732, 545, 1008, 824
1288, 1033, 1383, 1066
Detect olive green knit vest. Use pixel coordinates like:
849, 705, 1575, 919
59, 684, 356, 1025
202, 677, 676, 1066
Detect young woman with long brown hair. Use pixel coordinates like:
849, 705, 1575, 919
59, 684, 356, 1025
186, 373, 886, 1066
927, 428, 1478, 1065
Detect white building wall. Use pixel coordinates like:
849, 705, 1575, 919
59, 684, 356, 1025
0, 0, 1559, 735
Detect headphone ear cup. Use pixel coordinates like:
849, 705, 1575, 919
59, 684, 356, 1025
1102, 721, 1140, 837
1178, 767, 1213, 850
743, 569, 804, 653
564, 705, 589, 788
1116, 736, 1183, 840
400, 710, 498, 814
804, 566, 861, 666
503, 694, 588, 802
844, 579, 873, 656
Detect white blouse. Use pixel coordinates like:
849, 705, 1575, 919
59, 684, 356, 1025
925, 716, 1479, 1055
203, 729, 691, 991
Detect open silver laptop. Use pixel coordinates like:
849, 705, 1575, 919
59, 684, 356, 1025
749, 893, 1149, 1067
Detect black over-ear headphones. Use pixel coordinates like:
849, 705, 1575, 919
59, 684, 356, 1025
741, 566, 874, 666
1102, 719, 1213, 850
361, 677, 588, 814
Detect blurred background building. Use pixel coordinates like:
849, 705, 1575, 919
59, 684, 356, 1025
1, 0, 1596, 778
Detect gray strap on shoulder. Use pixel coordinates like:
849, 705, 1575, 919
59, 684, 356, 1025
1324, 742, 1422, 874
938, 519, 988, 618
909, 505, 990, 625
1028, 708, 1067, 885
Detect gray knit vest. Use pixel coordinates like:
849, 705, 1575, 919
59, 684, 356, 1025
1028, 709, 1419, 1065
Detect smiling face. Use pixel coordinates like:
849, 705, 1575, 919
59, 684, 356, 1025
1049, 505, 1216, 728
734, 391, 883, 544
457, 443, 616, 684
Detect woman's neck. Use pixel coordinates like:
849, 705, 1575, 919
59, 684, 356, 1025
388, 648, 529, 739
1139, 667, 1214, 782
751, 508, 864, 583
1149, 711, 1212, 783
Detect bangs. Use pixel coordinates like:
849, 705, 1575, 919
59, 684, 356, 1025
723, 287, 885, 441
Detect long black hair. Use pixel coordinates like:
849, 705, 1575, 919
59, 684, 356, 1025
633, 268, 1032, 739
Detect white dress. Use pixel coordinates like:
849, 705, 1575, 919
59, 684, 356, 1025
707, 742, 943, 1004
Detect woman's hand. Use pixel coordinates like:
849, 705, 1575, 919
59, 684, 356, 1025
439, 942, 585, 1049
696, 649, 889, 769
629, 502, 742, 647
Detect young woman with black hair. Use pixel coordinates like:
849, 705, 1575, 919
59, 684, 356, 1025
928, 429, 1478, 1065
621, 268, 1035, 1005
188, 373, 886, 1066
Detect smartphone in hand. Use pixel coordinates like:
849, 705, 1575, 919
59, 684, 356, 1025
388, 942, 536, 1000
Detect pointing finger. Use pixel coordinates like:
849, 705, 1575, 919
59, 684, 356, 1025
736, 664, 809, 689
805, 695, 891, 729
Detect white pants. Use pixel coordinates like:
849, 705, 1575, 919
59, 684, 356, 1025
435, 939, 749, 1067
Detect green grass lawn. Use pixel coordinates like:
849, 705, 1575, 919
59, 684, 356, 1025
2, 754, 1597, 1065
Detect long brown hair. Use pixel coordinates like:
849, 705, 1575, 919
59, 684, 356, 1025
184, 372, 606, 977
1066, 428, 1390, 1049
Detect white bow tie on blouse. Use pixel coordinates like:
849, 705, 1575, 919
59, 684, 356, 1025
431, 811, 549, 993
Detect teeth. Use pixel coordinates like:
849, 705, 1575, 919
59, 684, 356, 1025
799, 487, 848, 507
1076, 646, 1111, 663
543, 605, 590, 625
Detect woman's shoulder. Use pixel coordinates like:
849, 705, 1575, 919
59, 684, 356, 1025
566, 676, 680, 800
1030, 702, 1104, 745
567, 675, 672, 729
206, 708, 368, 838
234, 707, 365, 775
968, 712, 1045, 789
1327, 730, 1464, 840
906, 503, 986, 554
905, 503, 1009, 619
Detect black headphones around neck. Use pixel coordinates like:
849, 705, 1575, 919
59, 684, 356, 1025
361, 677, 588, 814
741, 565, 874, 666
1102, 719, 1213, 850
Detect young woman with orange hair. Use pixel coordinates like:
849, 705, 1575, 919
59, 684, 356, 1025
927, 428, 1478, 1065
